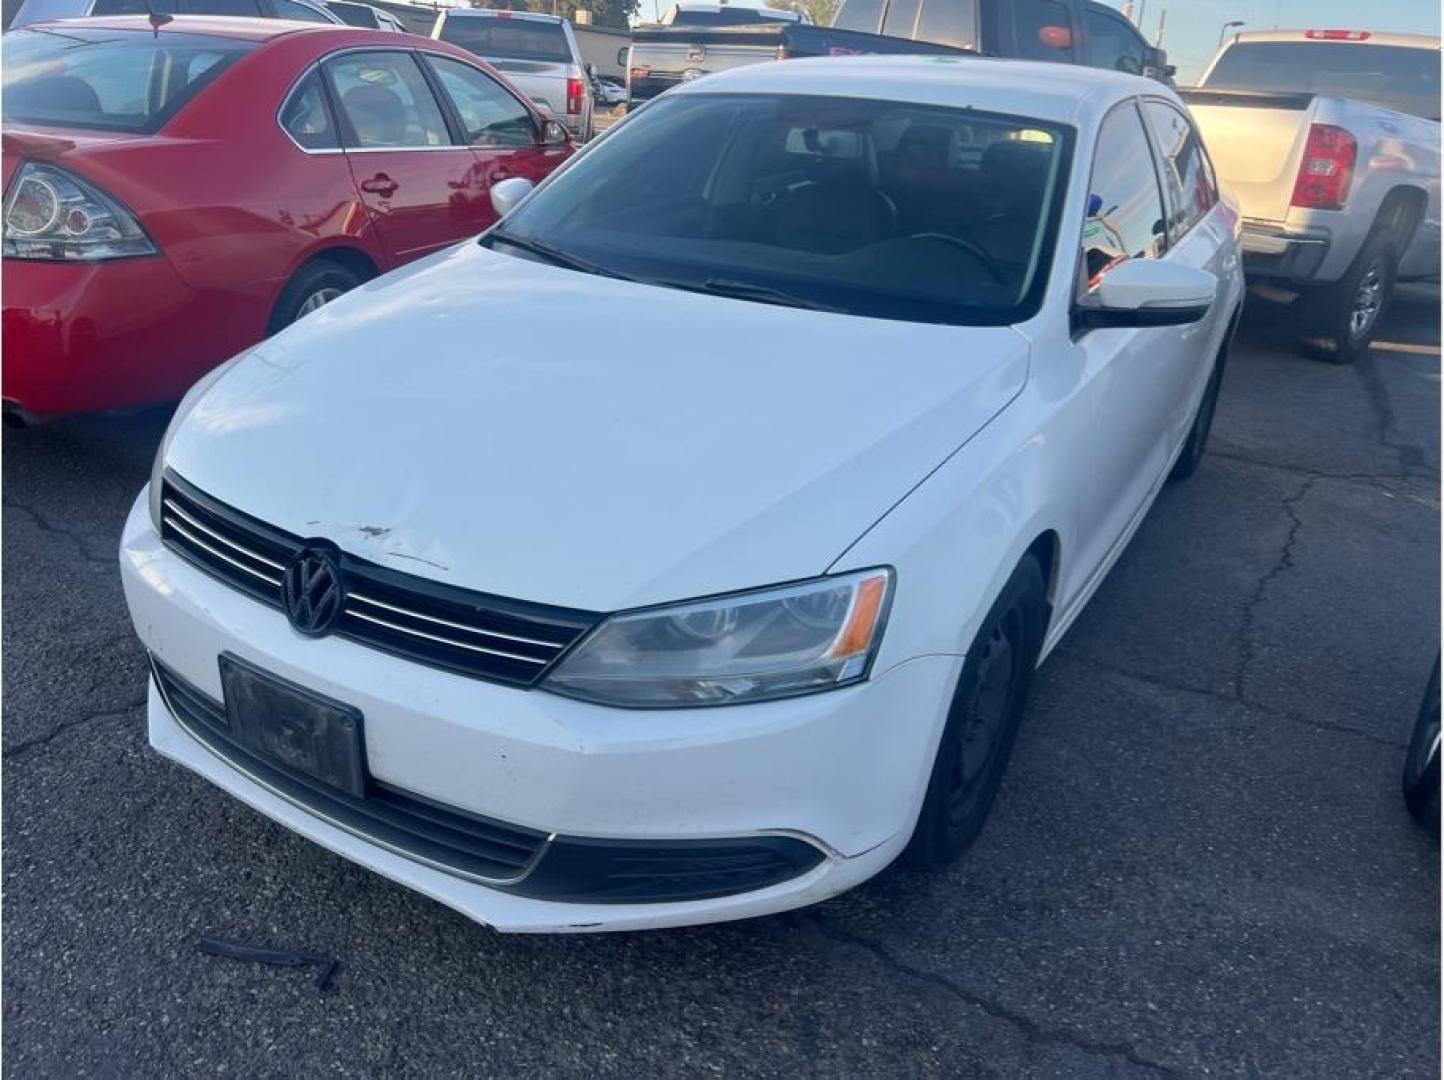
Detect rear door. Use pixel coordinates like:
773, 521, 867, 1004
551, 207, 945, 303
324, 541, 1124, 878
421, 52, 567, 228
324, 49, 493, 264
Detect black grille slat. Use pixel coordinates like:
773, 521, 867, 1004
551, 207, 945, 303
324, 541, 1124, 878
151, 660, 547, 882
160, 471, 601, 687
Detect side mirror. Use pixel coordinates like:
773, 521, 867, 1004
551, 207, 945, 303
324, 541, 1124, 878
490, 176, 535, 218
539, 118, 570, 147
1075, 259, 1216, 331
585, 61, 596, 76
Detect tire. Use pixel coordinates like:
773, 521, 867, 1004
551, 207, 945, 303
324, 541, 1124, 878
1403, 656, 1441, 830
267, 259, 365, 336
1298, 235, 1398, 364
904, 555, 1048, 870
1168, 346, 1228, 484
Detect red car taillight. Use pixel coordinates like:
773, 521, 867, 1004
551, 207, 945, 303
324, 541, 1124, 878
566, 76, 584, 116
1291, 124, 1357, 211
2, 161, 155, 261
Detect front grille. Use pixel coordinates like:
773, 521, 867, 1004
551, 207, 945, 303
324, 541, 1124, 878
159, 472, 601, 687
151, 659, 550, 883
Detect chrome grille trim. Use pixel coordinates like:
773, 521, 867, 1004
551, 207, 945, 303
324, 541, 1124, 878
163, 498, 287, 571
346, 591, 569, 648
163, 515, 284, 588
345, 609, 552, 664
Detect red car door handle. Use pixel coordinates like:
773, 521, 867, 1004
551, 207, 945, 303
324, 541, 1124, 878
360, 174, 398, 197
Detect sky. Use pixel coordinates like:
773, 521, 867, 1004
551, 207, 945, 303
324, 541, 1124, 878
1099, 0, 1441, 84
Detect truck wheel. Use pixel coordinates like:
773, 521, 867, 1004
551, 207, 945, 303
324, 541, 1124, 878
1298, 235, 1398, 364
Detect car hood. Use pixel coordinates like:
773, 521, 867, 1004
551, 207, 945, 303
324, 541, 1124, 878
168, 242, 1029, 611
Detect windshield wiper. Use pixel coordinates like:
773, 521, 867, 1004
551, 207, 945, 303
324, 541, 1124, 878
487, 232, 634, 281
669, 277, 844, 313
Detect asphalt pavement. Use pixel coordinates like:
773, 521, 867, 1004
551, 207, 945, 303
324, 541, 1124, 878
3, 288, 1439, 1077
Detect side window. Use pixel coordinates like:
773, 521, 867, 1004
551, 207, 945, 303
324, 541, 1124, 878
326, 51, 452, 149
280, 68, 340, 150
1013, 0, 1074, 63
1084, 8, 1146, 76
271, 0, 334, 21
1141, 99, 1213, 243
425, 55, 536, 148
1081, 103, 1166, 289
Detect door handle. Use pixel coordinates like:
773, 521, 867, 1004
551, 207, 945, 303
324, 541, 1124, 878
360, 173, 398, 197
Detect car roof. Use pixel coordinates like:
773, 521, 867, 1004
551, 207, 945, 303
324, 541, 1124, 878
20, 14, 334, 39
668, 54, 1162, 126
1231, 29, 1440, 49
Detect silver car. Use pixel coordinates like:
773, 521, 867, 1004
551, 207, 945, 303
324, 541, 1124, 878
433, 9, 594, 141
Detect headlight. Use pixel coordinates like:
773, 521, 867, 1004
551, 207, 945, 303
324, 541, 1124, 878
148, 353, 249, 532
3, 162, 156, 261
542, 568, 893, 708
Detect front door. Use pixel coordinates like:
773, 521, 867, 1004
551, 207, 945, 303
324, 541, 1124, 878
327, 49, 493, 265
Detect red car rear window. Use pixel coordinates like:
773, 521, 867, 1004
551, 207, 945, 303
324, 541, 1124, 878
3, 26, 256, 134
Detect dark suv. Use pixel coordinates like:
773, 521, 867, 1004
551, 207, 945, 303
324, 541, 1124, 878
832, 0, 1174, 82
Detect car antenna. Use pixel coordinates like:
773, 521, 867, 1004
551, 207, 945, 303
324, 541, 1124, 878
145, 2, 173, 34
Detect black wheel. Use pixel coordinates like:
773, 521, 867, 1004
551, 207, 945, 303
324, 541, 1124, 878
1168, 346, 1228, 483
904, 555, 1047, 870
267, 258, 365, 335
1403, 656, 1440, 830
1298, 235, 1398, 364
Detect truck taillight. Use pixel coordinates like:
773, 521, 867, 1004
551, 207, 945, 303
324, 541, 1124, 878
1304, 29, 1371, 40
567, 76, 584, 115
1291, 124, 1357, 211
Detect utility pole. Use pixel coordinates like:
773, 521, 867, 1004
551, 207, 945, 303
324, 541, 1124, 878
1154, 7, 1166, 47
1135, 0, 1146, 31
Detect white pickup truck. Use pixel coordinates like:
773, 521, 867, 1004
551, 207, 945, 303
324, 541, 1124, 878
1182, 30, 1440, 362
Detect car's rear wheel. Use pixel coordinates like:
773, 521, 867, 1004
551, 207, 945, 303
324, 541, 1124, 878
1168, 345, 1228, 483
1298, 235, 1398, 364
268, 259, 366, 335
904, 555, 1047, 870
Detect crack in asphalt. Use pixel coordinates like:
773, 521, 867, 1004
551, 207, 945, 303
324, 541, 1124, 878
2, 699, 145, 762
1354, 349, 1433, 477
1206, 449, 1425, 487
1051, 650, 1407, 750
1231, 474, 1315, 706
807, 915, 1180, 1077
3, 500, 117, 570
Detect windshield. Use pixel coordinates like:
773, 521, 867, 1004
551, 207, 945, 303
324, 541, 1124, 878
3, 27, 254, 134
486, 93, 1071, 327
1204, 42, 1441, 120
437, 17, 571, 64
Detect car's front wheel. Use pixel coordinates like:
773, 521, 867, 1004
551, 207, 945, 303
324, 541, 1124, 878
904, 554, 1048, 870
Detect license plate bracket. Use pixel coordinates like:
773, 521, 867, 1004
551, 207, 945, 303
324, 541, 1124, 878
218, 653, 367, 799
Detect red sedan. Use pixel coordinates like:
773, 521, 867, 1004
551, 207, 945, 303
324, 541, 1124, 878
2, 17, 573, 419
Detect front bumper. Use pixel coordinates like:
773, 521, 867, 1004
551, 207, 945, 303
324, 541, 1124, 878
121, 490, 958, 931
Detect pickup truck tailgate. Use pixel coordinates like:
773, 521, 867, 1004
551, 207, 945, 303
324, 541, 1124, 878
1182, 89, 1316, 223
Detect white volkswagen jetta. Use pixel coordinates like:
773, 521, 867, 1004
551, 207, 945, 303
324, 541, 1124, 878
121, 56, 1244, 932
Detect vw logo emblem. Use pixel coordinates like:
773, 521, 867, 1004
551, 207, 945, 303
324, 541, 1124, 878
283, 548, 344, 637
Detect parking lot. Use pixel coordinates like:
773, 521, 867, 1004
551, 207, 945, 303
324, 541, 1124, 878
2, 287, 1438, 1076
